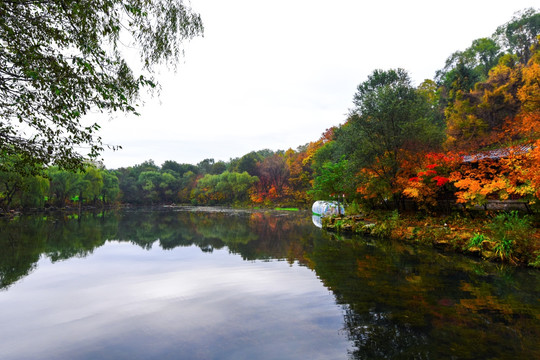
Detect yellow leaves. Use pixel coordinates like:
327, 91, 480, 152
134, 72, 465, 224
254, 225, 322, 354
459, 281, 514, 316
403, 187, 419, 198
481, 177, 508, 195
454, 178, 481, 192
518, 60, 540, 112
449, 145, 540, 206
433, 45, 540, 207
514, 184, 535, 197
445, 98, 489, 150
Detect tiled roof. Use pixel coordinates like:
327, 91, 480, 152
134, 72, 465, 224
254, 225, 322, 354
462, 145, 533, 162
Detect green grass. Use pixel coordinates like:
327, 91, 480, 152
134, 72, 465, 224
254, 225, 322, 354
467, 233, 488, 249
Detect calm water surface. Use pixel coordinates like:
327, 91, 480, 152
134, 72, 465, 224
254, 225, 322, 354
0, 208, 539, 359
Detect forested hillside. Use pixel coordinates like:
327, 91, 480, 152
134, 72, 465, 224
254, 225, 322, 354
1, 9, 539, 213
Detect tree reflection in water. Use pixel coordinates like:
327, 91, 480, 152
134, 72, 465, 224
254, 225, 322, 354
307, 233, 540, 359
1, 208, 539, 359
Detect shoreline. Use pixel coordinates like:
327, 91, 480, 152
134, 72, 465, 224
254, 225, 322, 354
3, 204, 538, 268
322, 212, 540, 269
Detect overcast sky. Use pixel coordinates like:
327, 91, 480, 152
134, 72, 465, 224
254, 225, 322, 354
96, 0, 539, 169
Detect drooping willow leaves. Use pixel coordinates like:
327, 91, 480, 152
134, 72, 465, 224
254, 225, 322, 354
0, 0, 203, 170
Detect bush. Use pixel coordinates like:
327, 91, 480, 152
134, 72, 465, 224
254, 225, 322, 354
467, 233, 489, 249
488, 211, 532, 263
345, 200, 362, 216
371, 210, 400, 238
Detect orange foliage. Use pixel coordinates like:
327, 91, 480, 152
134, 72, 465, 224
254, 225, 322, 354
445, 57, 524, 151
448, 145, 540, 206
517, 41, 540, 113
440, 43, 540, 208
401, 152, 461, 208
251, 138, 326, 205
449, 159, 503, 205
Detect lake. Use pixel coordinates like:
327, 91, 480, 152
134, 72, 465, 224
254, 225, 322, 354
0, 207, 539, 359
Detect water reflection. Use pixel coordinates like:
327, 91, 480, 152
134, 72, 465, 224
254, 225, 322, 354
0, 208, 317, 290
0, 208, 539, 359
312, 214, 322, 228
0, 209, 348, 360
308, 235, 540, 358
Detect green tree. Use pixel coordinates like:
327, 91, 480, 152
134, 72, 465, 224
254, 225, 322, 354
47, 166, 79, 206
0, 153, 47, 210
436, 57, 483, 103
437, 38, 502, 89
194, 159, 228, 175
135, 170, 178, 204
467, 38, 503, 79
161, 160, 198, 177
192, 171, 258, 205
115, 167, 140, 204
71, 171, 90, 206
494, 8, 540, 64
310, 158, 351, 212
236, 151, 262, 176
0, 1, 203, 169
158, 172, 178, 203
227, 172, 259, 203
0, 165, 24, 211
336, 69, 445, 207
101, 170, 120, 204
212, 161, 227, 175
83, 166, 104, 204
20, 175, 49, 209
178, 170, 197, 203
137, 171, 161, 204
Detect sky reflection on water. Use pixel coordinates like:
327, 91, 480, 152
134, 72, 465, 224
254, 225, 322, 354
1, 208, 540, 359
0, 240, 350, 360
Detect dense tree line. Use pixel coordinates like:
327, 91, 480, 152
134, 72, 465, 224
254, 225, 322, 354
112, 149, 316, 207
312, 8, 540, 212
1, 8, 539, 213
0, 154, 120, 211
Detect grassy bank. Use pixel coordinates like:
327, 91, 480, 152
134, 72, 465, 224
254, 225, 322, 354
323, 210, 540, 268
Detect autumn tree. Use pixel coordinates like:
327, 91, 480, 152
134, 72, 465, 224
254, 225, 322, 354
177, 170, 198, 203
284, 141, 325, 206
444, 54, 524, 151
437, 9, 539, 120
255, 154, 290, 202
401, 152, 461, 210
0, 0, 203, 169
333, 69, 445, 207
442, 40, 540, 210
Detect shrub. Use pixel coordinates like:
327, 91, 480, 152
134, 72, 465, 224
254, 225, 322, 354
467, 233, 488, 249
371, 210, 400, 238
345, 200, 362, 216
488, 211, 532, 263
